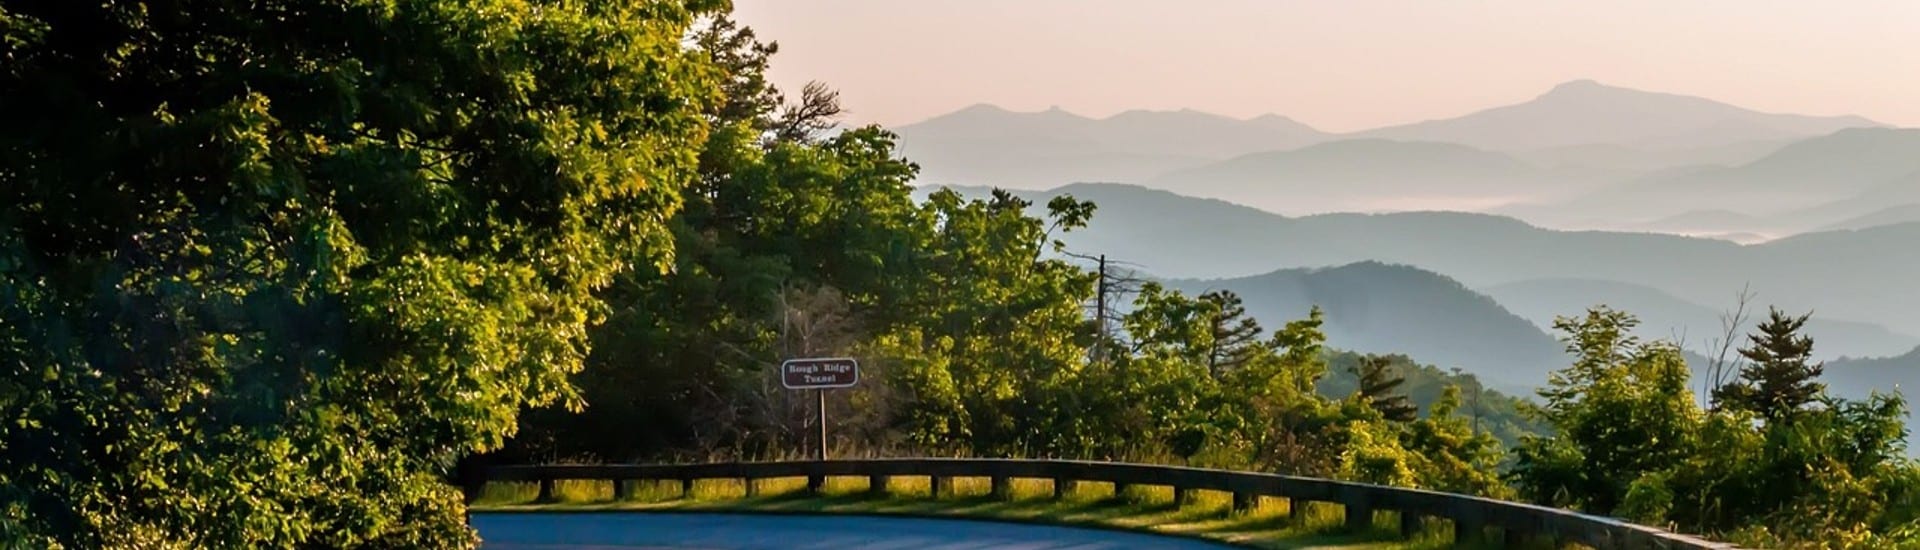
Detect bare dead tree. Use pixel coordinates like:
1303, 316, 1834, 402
1702, 284, 1756, 407
1061, 251, 1149, 363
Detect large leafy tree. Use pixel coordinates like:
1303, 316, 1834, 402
884, 189, 1099, 457
1511, 307, 1701, 515
0, 1, 718, 547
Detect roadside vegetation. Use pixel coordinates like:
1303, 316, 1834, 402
2, 1, 1914, 548
472, 476, 1499, 550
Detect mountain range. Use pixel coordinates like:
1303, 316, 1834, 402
1525, 128, 1920, 226
1165, 261, 1916, 404
918, 183, 1916, 411
894, 105, 1324, 188
900, 79, 1916, 413
1146, 139, 1611, 215
898, 80, 1917, 240
931, 183, 1920, 344
1479, 278, 1920, 361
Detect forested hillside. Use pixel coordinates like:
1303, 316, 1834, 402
1172, 262, 1566, 392
3, 2, 1916, 549
1484, 278, 1920, 361
968, 183, 1920, 340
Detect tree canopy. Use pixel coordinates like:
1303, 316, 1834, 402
1, 0, 721, 546
4, 2, 1915, 549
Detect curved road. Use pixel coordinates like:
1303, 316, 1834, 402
473, 512, 1238, 550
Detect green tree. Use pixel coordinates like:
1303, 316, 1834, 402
1320, 353, 1547, 449
1199, 290, 1263, 378
1221, 309, 1348, 475
0, 1, 719, 547
1403, 386, 1510, 498
881, 189, 1099, 457
1334, 402, 1420, 488
1350, 355, 1418, 422
500, 11, 938, 462
1511, 306, 1920, 545
1511, 307, 1701, 515
1715, 307, 1827, 423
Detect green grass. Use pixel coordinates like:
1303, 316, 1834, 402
469, 477, 1541, 549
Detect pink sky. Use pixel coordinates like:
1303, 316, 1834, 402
731, 0, 1920, 132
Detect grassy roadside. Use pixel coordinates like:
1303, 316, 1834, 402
470, 476, 1517, 549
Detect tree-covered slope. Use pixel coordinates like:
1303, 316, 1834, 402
1169, 262, 1567, 393
1482, 278, 1920, 361
954, 183, 1920, 339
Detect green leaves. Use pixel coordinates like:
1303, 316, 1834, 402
1514, 307, 1703, 514
1514, 306, 1920, 545
2, 0, 720, 546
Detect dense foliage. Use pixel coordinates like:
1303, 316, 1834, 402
1, 0, 721, 547
1512, 308, 1920, 547
3, 2, 1913, 549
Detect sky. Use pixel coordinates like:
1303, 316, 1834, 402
731, 1, 1920, 132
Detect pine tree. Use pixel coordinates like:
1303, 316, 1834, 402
1352, 355, 1419, 422
1714, 307, 1826, 422
1200, 290, 1264, 378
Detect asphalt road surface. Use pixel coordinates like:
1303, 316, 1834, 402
472, 512, 1239, 550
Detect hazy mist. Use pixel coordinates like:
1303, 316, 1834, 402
734, 0, 1920, 131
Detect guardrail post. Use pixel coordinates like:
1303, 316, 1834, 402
1503, 528, 1526, 547
1454, 520, 1486, 544
536, 478, 556, 503
459, 466, 486, 504
1398, 510, 1420, 538
612, 479, 630, 501
1174, 487, 1195, 507
807, 474, 826, 495
1112, 482, 1132, 501
743, 477, 759, 498
1053, 478, 1077, 499
1232, 491, 1256, 513
990, 475, 1012, 499
1346, 499, 1373, 532
931, 476, 951, 498
680, 478, 695, 499
868, 475, 889, 496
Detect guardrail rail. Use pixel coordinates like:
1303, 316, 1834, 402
469, 458, 1737, 549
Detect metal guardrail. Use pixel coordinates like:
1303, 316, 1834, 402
472, 458, 1737, 549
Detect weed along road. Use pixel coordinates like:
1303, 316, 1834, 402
471, 512, 1240, 549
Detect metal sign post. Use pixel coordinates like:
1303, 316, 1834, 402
781, 357, 859, 461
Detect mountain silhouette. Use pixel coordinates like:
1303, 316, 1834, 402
894, 104, 1327, 188
935, 183, 1920, 340
1357, 79, 1879, 151
1147, 139, 1597, 214
1168, 262, 1568, 392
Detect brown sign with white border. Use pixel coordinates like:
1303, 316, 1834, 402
781, 357, 859, 389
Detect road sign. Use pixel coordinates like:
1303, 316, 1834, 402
781, 357, 859, 389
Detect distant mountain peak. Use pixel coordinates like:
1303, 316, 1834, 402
952, 103, 1010, 115
1358, 79, 1881, 151
1547, 78, 1607, 92
1534, 79, 1679, 103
